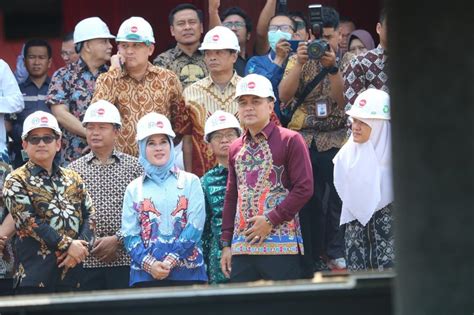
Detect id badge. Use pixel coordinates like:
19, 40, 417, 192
316, 100, 328, 118
21, 150, 29, 162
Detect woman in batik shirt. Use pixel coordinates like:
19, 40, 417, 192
333, 89, 395, 271
201, 111, 241, 284
121, 113, 207, 287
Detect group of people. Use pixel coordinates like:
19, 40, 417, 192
0, 0, 394, 295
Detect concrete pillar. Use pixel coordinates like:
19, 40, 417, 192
388, 1, 474, 314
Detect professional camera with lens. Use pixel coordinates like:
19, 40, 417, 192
307, 4, 329, 59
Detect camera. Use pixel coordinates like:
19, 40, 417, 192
307, 4, 329, 59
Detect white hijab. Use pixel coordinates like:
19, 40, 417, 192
333, 118, 393, 226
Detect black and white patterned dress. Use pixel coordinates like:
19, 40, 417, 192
344, 203, 395, 271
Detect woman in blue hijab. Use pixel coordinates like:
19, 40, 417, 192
121, 113, 207, 287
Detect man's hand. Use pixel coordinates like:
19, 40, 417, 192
220, 247, 232, 278
209, 0, 220, 13
244, 215, 272, 245
58, 253, 79, 269
110, 52, 125, 71
150, 261, 171, 280
274, 39, 291, 66
296, 41, 309, 65
66, 240, 89, 263
91, 236, 119, 264
320, 46, 337, 68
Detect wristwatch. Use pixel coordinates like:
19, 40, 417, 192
264, 215, 274, 227
219, 239, 231, 250
115, 230, 124, 246
326, 66, 339, 75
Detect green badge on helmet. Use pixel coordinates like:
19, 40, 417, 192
383, 105, 389, 113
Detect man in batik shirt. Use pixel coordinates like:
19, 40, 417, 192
201, 111, 241, 284
153, 4, 208, 89
220, 74, 313, 282
3, 111, 94, 294
344, 8, 389, 109
47, 17, 115, 166
92, 16, 191, 170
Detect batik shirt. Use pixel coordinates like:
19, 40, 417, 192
153, 46, 208, 89
2, 161, 95, 288
92, 63, 191, 157
68, 150, 143, 268
0, 161, 13, 279
282, 56, 348, 151
121, 167, 207, 286
201, 165, 228, 284
46, 58, 108, 165
183, 73, 240, 177
221, 122, 313, 255
344, 45, 389, 109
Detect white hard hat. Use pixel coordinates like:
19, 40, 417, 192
22, 111, 62, 140
346, 89, 390, 120
136, 113, 175, 141
116, 17, 155, 45
73, 17, 115, 44
234, 74, 276, 101
199, 26, 240, 52
204, 110, 242, 142
83, 100, 121, 126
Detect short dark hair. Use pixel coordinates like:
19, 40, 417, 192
288, 11, 310, 31
322, 7, 340, 30
269, 13, 297, 32
63, 32, 74, 42
168, 4, 203, 26
221, 7, 253, 33
23, 39, 52, 59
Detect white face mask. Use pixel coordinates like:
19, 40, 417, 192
268, 30, 292, 52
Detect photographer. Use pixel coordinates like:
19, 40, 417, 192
278, 6, 347, 274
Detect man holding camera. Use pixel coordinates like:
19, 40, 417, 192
279, 6, 347, 275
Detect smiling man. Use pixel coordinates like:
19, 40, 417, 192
68, 100, 142, 290
3, 111, 93, 294
153, 4, 208, 89
220, 74, 313, 282
92, 16, 191, 171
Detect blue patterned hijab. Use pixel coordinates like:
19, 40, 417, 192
138, 135, 176, 185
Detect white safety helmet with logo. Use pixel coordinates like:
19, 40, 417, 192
116, 16, 155, 45
22, 111, 62, 140
199, 26, 240, 52
204, 110, 242, 143
73, 17, 115, 44
234, 73, 276, 101
136, 113, 175, 141
82, 100, 122, 126
346, 88, 390, 120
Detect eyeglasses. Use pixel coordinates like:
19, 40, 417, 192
268, 24, 294, 32
26, 135, 58, 145
223, 21, 246, 29
210, 131, 238, 142
60, 51, 75, 57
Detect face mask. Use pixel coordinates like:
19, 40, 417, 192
268, 30, 292, 52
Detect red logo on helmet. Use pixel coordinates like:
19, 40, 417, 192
212, 34, 219, 41
248, 82, 256, 89
97, 108, 105, 115
131, 26, 138, 33
218, 115, 226, 122
156, 121, 164, 128
359, 99, 367, 107
40, 116, 48, 123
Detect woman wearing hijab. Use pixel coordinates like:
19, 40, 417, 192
121, 113, 207, 287
348, 29, 376, 56
333, 89, 394, 271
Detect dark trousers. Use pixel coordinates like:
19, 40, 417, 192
80, 266, 130, 291
300, 145, 345, 271
230, 255, 302, 283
